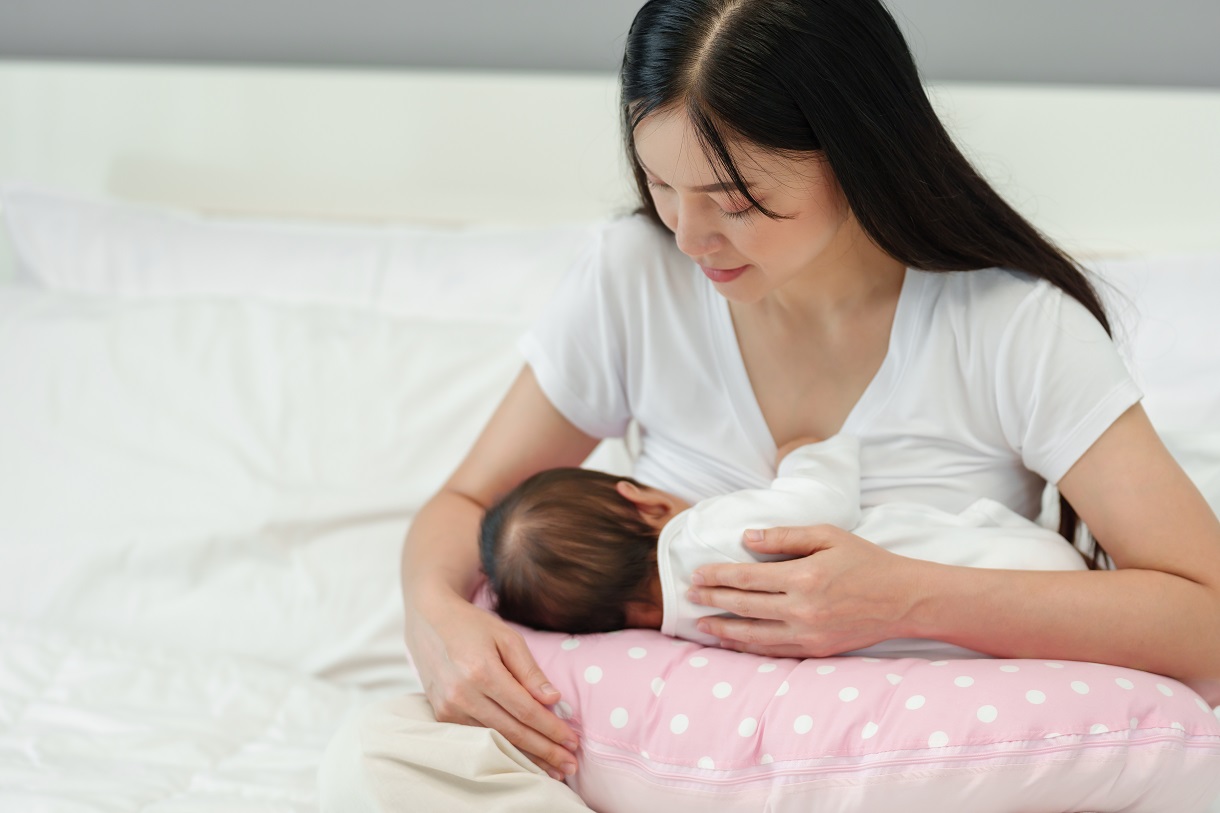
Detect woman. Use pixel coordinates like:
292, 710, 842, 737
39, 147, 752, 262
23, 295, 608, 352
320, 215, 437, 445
320, 0, 1220, 808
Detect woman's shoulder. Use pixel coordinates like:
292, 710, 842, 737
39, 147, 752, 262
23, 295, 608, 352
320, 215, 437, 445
916, 266, 1049, 311
910, 266, 1111, 363
914, 266, 1075, 333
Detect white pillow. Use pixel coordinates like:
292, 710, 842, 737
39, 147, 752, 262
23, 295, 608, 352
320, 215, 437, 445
1162, 430, 1220, 521
0, 182, 600, 323
0, 288, 630, 690
1092, 252, 1220, 434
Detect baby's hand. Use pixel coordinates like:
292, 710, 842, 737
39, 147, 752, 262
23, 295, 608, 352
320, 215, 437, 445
775, 436, 822, 467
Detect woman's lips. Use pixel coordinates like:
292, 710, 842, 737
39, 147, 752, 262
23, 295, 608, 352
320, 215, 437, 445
700, 264, 749, 283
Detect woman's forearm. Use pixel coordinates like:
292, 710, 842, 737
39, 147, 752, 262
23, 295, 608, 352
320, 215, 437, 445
906, 563, 1220, 685
401, 489, 486, 611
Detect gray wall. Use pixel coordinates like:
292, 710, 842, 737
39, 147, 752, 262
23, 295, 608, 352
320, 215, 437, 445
1, 0, 1218, 88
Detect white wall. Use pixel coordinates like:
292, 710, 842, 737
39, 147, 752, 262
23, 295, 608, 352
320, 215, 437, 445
1, 0, 1217, 87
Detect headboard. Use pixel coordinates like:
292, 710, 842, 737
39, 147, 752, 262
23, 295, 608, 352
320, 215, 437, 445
1, 59, 1218, 278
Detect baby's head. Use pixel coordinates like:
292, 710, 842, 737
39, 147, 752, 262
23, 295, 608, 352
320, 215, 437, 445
479, 468, 690, 634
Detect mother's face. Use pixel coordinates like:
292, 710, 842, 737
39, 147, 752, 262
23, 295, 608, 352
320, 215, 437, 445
633, 110, 874, 304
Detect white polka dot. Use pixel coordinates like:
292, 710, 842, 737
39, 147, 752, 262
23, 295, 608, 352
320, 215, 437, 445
738, 717, 758, 737
670, 714, 689, 734
1156, 683, 1174, 697
886, 673, 903, 685
1071, 681, 1090, 695
1026, 690, 1047, 705
1090, 723, 1109, 734
775, 681, 790, 697
794, 715, 813, 734
555, 701, 573, 720
999, 665, 1020, 673
651, 677, 665, 697
1197, 698, 1212, 713
977, 705, 998, 723
928, 731, 949, 747
929, 660, 948, 667
641, 750, 649, 759
561, 638, 581, 650
816, 665, 836, 675
1214, 708, 1220, 721
584, 666, 603, 684
1115, 678, 1134, 690
862, 657, 881, 663
954, 676, 974, 688
1044, 732, 1062, 739
610, 708, 629, 729
1130, 717, 1139, 729
760, 754, 774, 765
839, 687, 860, 702
905, 695, 926, 710
1172, 722, 1185, 731
698, 756, 715, 769
628, 647, 647, 659
689, 656, 709, 668
862, 722, 879, 739
1044, 662, 1065, 669
757, 663, 777, 673
713, 682, 733, 699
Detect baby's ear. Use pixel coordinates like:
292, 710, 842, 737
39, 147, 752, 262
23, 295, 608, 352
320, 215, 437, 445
616, 480, 675, 523
615, 480, 644, 501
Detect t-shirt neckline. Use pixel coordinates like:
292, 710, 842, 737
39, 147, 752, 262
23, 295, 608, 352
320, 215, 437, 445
706, 266, 923, 464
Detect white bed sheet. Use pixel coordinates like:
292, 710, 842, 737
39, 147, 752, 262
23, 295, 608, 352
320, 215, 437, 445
0, 617, 397, 812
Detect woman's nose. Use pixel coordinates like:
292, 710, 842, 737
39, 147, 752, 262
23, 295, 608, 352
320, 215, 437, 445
672, 203, 722, 258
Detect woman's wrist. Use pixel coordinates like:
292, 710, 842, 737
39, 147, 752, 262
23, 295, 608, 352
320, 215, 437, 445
894, 558, 958, 640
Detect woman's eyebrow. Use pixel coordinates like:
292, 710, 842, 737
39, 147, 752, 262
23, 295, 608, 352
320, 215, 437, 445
638, 158, 754, 193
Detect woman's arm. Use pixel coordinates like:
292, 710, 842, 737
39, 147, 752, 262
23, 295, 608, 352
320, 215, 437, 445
687, 405, 1220, 696
402, 365, 600, 780
905, 403, 1220, 692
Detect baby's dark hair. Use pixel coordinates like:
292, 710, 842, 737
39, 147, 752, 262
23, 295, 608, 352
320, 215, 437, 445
479, 468, 661, 634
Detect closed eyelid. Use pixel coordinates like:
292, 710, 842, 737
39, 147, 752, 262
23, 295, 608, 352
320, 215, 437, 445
639, 158, 759, 196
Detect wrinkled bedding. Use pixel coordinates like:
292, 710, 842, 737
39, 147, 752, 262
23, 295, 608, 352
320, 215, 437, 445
0, 618, 393, 812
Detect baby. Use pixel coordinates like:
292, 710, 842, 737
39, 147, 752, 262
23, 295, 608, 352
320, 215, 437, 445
479, 435, 1087, 658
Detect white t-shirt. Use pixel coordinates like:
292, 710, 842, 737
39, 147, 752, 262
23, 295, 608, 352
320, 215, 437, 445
657, 436, 1087, 658
518, 215, 1142, 522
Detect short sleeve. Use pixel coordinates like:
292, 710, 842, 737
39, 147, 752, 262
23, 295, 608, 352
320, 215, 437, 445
995, 281, 1143, 485
517, 228, 632, 439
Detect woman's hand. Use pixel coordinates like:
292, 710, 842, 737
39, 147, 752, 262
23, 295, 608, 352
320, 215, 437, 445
406, 586, 580, 781
687, 525, 925, 657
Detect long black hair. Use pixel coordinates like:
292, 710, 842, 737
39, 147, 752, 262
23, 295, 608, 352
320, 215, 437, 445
620, 0, 1114, 569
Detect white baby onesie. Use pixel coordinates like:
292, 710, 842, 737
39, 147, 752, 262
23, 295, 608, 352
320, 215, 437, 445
657, 435, 1088, 659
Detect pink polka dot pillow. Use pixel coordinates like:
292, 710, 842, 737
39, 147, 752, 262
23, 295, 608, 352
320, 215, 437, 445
517, 626, 1220, 813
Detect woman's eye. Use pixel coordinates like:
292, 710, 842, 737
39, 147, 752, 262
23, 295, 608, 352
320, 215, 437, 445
720, 201, 757, 221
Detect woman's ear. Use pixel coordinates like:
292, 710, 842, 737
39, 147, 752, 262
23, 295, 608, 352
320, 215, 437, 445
615, 480, 683, 526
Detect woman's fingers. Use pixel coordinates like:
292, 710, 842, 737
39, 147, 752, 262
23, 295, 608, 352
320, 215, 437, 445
691, 525, 840, 588
494, 633, 580, 751
466, 692, 579, 779
697, 616, 791, 647
686, 585, 789, 620
719, 640, 810, 658
419, 601, 578, 779
693, 560, 785, 591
